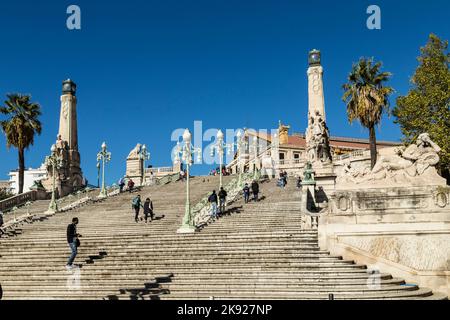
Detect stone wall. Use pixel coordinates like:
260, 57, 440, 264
319, 185, 450, 296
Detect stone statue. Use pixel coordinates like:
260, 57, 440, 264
306, 111, 332, 164
338, 160, 370, 184
127, 143, 142, 159
342, 133, 444, 186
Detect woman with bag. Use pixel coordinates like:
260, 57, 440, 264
143, 197, 154, 223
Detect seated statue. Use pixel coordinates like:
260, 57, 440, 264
338, 160, 370, 184
355, 133, 442, 184
127, 143, 142, 159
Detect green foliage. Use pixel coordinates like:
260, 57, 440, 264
0, 188, 13, 201
0, 94, 42, 193
0, 94, 42, 150
342, 57, 394, 168
393, 34, 450, 175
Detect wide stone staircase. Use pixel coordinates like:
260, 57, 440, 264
0, 175, 446, 300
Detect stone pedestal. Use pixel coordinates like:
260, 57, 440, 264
320, 185, 450, 296
126, 144, 144, 186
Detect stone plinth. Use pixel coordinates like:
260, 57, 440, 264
320, 185, 450, 296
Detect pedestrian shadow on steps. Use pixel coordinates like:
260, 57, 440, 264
85, 250, 108, 265
0, 216, 50, 239
104, 274, 173, 300
152, 214, 165, 221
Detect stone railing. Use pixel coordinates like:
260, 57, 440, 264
145, 166, 174, 175
334, 149, 370, 161
0, 190, 49, 213
155, 172, 180, 186
278, 159, 306, 167
191, 170, 261, 228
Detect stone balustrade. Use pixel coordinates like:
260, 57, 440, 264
0, 190, 49, 213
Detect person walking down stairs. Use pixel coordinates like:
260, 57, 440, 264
128, 179, 135, 193
143, 197, 154, 223
131, 195, 144, 223
243, 183, 250, 203
218, 187, 227, 216
66, 217, 81, 270
208, 190, 218, 220
0, 211, 4, 237
118, 176, 126, 193
251, 180, 260, 202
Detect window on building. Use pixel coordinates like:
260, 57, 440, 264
279, 153, 285, 160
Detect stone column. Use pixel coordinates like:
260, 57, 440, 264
304, 50, 335, 192
43, 80, 84, 197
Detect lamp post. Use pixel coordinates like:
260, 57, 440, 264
175, 129, 202, 234
96, 162, 100, 188
97, 142, 111, 198
251, 135, 259, 180
210, 130, 234, 189
272, 132, 279, 178
45, 144, 62, 214
139, 144, 150, 186
235, 129, 246, 186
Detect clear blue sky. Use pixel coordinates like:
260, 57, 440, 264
0, 0, 449, 184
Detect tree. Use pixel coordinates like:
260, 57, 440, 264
0, 94, 42, 194
342, 58, 394, 169
0, 188, 13, 201
393, 34, 450, 180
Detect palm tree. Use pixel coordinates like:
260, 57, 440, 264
0, 94, 42, 194
342, 58, 394, 169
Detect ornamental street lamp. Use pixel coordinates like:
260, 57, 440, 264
272, 132, 280, 177
96, 162, 100, 188
175, 129, 202, 233
97, 142, 112, 198
139, 144, 150, 186
45, 144, 62, 214
235, 129, 246, 186
251, 135, 259, 180
210, 130, 234, 189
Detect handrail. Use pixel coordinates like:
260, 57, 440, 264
0, 190, 49, 213
155, 172, 180, 186
190, 170, 262, 228
227, 142, 273, 170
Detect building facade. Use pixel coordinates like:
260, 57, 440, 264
7, 164, 47, 195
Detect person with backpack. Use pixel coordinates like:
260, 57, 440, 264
128, 179, 135, 193
132, 195, 143, 222
143, 197, 154, 223
0, 211, 4, 237
296, 176, 302, 189
208, 190, 218, 219
66, 217, 81, 269
218, 187, 228, 215
119, 176, 126, 193
243, 183, 250, 203
251, 180, 259, 202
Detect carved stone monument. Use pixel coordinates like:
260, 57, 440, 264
43, 80, 84, 197
323, 134, 449, 296
336, 133, 446, 188
304, 49, 336, 192
126, 143, 143, 185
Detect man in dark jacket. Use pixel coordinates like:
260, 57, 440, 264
251, 180, 259, 202
218, 187, 227, 215
143, 197, 154, 223
208, 190, 218, 219
243, 184, 250, 203
66, 217, 81, 269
